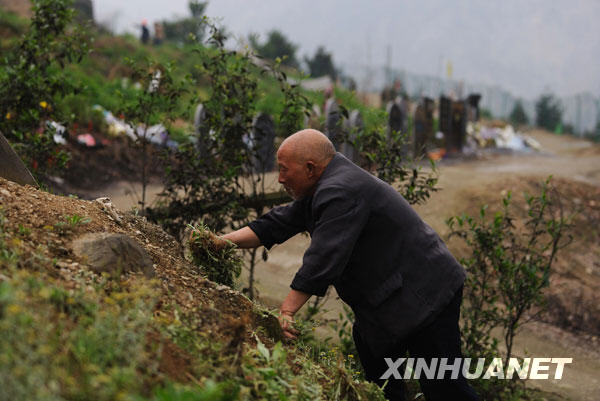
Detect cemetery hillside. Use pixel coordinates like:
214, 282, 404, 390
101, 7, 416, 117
1, 2, 600, 401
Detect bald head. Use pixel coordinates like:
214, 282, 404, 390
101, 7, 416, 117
276, 129, 336, 199
279, 129, 335, 166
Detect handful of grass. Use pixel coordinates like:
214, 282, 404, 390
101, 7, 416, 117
188, 224, 242, 287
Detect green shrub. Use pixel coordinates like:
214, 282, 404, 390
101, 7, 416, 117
0, 0, 90, 179
447, 178, 572, 398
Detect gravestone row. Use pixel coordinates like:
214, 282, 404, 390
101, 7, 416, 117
192, 92, 481, 174
194, 104, 277, 174
324, 99, 365, 163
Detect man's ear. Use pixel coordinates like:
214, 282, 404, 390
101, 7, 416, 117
305, 161, 317, 177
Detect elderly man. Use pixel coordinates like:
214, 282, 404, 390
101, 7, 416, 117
222, 129, 479, 401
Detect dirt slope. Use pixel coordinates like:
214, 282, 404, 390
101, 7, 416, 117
0, 176, 283, 381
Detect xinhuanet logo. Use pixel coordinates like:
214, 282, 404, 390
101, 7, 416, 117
379, 357, 573, 380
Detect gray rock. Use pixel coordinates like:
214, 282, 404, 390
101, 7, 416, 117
72, 233, 155, 278
0, 130, 37, 187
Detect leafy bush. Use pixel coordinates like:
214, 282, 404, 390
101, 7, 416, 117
446, 178, 572, 398
152, 23, 261, 237
249, 30, 300, 69
509, 100, 529, 126
117, 57, 188, 210
0, 0, 89, 179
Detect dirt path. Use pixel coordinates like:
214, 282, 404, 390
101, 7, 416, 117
99, 129, 600, 400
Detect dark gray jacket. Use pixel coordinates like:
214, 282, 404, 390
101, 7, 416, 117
249, 153, 465, 356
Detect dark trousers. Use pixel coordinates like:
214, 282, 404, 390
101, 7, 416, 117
353, 287, 480, 401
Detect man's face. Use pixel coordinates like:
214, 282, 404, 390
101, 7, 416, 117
277, 146, 312, 200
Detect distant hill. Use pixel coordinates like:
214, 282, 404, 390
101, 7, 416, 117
0, 0, 94, 22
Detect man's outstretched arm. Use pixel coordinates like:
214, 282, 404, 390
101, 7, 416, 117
222, 226, 261, 249
222, 226, 311, 339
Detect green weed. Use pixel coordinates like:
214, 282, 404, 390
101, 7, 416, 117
53, 214, 92, 235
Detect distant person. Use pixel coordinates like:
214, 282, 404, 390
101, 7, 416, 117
153, 22, 164, 46
140, 19, 150, 44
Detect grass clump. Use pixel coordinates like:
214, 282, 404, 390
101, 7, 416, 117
188, 224, 241, 287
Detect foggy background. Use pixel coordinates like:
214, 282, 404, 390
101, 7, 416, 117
95, 0, 600, 134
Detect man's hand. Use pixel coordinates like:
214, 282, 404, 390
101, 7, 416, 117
279, 311, 299, 339
279, 289, 311, 340
211, 233, 235, 252
189, 229, 235, 252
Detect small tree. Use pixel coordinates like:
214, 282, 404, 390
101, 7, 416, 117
153, 23, 256, 236
117, 58, 187, 212
249, 30, 300, 69
535, 93, 562, 131
151, 22, 311, 299
446, 178, 572, 395
509, 100, 529, 126
304, 46, 337, 80
0, 0, 89, 179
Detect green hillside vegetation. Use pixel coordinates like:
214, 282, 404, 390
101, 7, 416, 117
0, 7, 380, 145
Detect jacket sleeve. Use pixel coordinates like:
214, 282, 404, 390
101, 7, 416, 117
290, 187, 369, 296
247, 200, 307, 249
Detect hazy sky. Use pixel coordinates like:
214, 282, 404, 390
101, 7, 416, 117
95, 0, 600, 100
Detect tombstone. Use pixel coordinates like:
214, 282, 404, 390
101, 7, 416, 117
324, 98, 344, 150
386, 101, 404, 139
423, 97, 435, 146
399, 95, 411, 134
466, 93, 482, 122
387, 100, 410, 157
439, 95, 453, 149
193, 103, 211, 159
250, 113, 276, 173
448, 101, 467, 152
413, 102, 427, 157
305, 104, 322, 130
0, 130, 37, 187
341, 109, 363, 163
413, 97, 436, 157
